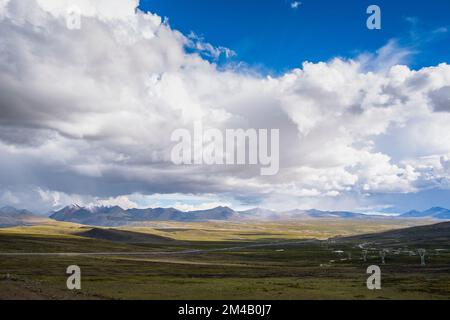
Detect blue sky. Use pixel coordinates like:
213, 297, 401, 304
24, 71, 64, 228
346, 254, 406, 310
139, 0, 450, 73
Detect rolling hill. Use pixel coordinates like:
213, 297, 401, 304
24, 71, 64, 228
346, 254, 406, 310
76, 228, 178, 244
338, 221, 450, 247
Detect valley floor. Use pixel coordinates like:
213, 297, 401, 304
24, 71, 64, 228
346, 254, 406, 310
0, 219, 449, 300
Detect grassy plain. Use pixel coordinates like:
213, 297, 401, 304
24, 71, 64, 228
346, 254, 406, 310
0, 219, 449, 300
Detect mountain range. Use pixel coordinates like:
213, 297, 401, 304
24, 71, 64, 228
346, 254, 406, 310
399, 207, 450, 220
2, 204, 450, 228
0, 206, 47, 227
50, 205, 385, 227
49, 205, 239, 226
47, 205, 450, 227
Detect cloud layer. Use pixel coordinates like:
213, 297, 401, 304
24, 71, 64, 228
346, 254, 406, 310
1, 0, 450, 213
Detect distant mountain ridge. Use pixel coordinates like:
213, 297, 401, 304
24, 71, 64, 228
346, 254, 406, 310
0, 206, 45, 227
400, 207, 450, 220
281, 209, 373, 219
0, 206, 34, 216
3, 204, 450, 228
47, 204, 450, 227
49, 205, 240, 226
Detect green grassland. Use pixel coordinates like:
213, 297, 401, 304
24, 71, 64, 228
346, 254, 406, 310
0, 219, 449, 300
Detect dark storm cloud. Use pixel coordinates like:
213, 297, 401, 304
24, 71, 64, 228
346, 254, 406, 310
429, 86, 450, 112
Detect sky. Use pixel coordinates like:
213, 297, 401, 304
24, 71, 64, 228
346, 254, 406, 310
139, 0, 450, 72
0, 0, 450, 215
